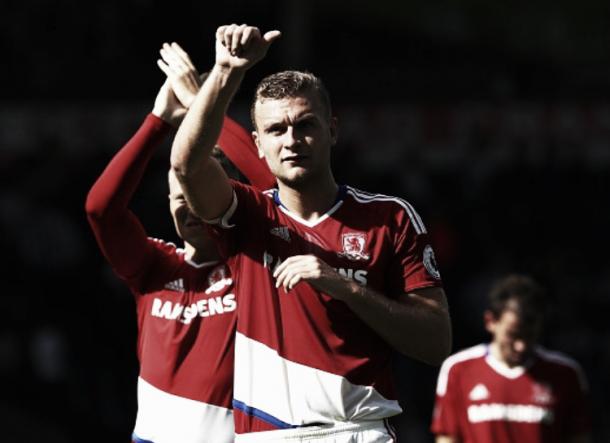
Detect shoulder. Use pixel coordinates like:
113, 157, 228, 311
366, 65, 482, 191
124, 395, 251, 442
147, 237, 182, 258
231, 179, 277, 207
344, 185, 427, 234
436, 344, 488, 396
535, 347, 589, 390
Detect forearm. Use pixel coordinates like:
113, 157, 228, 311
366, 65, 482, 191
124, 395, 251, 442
170, 64, 245, 179
86, 114, 170, 219
333, 282, 452, 365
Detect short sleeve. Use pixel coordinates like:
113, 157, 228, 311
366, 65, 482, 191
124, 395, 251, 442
387, 203, 443, 293
431, 362, 462, 438
206, 181, 274, 258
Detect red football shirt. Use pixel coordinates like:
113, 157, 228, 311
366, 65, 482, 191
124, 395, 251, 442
213, 182, 443, 434
431, 344, 590, 443
86, 114, 236, 443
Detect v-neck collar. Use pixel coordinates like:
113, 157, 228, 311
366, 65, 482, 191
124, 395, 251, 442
272, 185, 347, 228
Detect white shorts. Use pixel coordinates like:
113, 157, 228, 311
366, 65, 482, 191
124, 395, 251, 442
234, 420, 397, 443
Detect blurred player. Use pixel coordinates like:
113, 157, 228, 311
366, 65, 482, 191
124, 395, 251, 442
431, 274, 591, 443
85, 42, 273, 443
170, 24, 452, 442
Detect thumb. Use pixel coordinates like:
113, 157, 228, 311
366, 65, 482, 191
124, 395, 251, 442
263, 30, 282, 44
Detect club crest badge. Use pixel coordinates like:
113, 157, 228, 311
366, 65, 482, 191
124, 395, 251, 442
338, 233, 370, 261
208, 265, 228, 286
423, 244, 441, 280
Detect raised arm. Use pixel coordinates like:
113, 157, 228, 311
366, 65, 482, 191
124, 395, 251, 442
170, 24, 280, 221
85, 43, 200, 278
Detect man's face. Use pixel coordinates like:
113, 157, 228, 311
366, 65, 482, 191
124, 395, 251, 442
252, 92, 336, 186
485, 303, 542, 367
168, 170, 212, 249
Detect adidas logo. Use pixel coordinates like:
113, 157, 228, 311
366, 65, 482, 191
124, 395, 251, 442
469, 383, 490, 401
270, 226, 291, 242
164, 278, 185, 292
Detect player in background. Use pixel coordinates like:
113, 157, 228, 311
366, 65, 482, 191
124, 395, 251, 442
431, 274, 591, 443
170, 24, 452, 442
85, 42, 273, 443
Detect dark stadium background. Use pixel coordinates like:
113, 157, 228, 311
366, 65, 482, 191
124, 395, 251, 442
1, 0, 608, 441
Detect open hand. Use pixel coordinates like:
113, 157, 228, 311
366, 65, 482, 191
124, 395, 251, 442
273, 254, 348, 297
157, 42, 202, 108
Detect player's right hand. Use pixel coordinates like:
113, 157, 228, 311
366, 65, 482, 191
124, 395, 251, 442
215, 24, 281, 71
157, 42, 202, 108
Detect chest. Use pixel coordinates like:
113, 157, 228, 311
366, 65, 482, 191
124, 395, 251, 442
258, 211, 393, 289
140, 263, 236, 325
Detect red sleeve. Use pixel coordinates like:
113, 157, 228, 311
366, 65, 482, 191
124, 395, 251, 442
207, 181, 272, 259
388, 202, 443, 293
217, 116, 276, 190
431, 362, 462, 438
85, 114, 172, 280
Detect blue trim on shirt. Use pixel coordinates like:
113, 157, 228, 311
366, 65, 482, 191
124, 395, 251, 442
232, 399, 296, 429
273, 185, 347, 209
132, 433, 155, 443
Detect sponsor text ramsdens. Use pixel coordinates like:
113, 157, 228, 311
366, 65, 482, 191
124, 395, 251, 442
151, 294, 236, 324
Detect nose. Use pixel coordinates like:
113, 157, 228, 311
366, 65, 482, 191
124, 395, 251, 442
282, 126, 300, 149
513, 339, 527, 353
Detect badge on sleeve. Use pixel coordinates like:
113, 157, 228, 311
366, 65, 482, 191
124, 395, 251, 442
423, 244, 441, 280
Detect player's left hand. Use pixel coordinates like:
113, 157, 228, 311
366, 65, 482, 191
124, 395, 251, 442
273, 254, 349, 296
157, 42, 202, 108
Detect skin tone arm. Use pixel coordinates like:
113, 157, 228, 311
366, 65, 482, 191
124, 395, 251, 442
273, 255, 452, 365
436, 436, 458, 443
170, 24, 281, 220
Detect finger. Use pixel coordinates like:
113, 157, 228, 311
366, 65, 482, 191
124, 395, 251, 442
231, 24, 247, 55
223, 24, 238, 52
272, 255, 304, 278
263, 30, 282, 44
240, 26, 255, 46
216, 25, 227, 45
170, 42, 196, 70
161, 45, 189, 74
157, 59, 174, 78
275, 261, 312, 289
286, 274, 303, 291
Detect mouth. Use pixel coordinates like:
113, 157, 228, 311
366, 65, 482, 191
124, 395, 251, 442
281, 154, 309, 163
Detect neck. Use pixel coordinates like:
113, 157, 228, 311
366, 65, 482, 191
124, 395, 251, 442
277, 174, 339, 222
184, 242, 219, 264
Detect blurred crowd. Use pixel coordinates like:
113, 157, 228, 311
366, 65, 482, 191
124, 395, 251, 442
0, 100, 607, 441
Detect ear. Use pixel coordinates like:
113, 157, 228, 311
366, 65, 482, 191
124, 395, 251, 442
329, 116, 338, 146
483, 310, 496, 334
252, 131, 264, 158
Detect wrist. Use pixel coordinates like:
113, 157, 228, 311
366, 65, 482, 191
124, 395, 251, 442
212, 63, 247, 82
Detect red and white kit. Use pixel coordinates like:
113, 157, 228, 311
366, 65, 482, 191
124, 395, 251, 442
431, 344, 591, 443
87, 115, 237, 443
212, 182, 443, 439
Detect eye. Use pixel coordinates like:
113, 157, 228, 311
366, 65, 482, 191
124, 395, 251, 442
266, 124, 285, 135
297, 119, 315, 129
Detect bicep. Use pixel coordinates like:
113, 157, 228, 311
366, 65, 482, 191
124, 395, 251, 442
176, 157, 234, 221
398, 286, 449, 313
